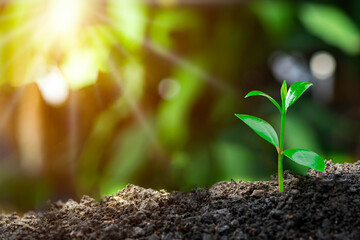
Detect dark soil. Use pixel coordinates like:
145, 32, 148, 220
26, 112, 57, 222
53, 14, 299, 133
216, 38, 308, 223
1, 160, 360, 240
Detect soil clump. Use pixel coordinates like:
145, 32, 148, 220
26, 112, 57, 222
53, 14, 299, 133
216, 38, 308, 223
1, 160, 359, 239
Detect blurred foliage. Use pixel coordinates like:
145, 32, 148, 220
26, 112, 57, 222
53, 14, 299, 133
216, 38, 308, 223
299, 3, 360, 55
0, 0, 359, 212
251, 1, 294, 40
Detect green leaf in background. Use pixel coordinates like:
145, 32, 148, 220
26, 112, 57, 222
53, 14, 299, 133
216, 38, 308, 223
280, 80, 287, 106
150, 10, 202, 49
183, 149, 211, 189
61, 48, 99, 90
235, 114, 279, 148
100, 123, 148, 196
285, 81, 313, 110
245, 90, 281, 112
283, 149, 325, 171
251, 0, 294, 39
107, 0, 147, 51
157, 57, 206, 149
299, 3, 360, 55
213, 142, 257, 182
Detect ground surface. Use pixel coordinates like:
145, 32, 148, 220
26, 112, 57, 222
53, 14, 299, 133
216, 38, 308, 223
1, 160, 360, 240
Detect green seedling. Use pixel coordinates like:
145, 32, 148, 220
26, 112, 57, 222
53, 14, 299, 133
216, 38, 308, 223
235, 80, 325, 192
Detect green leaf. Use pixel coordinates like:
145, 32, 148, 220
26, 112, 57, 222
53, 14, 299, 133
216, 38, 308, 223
245, 91, 281, 112
285, 81, 312, 110
283, 149, 325, 171
299, 3, 360, 55
251, 1, 293, 39
280, 80, 287, 106
235, 114, 279, 148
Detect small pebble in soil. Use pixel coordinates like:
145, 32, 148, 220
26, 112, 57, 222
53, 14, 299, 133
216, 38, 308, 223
251, 189, 265, 197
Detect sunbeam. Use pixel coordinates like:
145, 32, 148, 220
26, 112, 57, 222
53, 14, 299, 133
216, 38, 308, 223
0, 23, 48, 85
0, 16, 42, 48
0, 86, 25, 132
86, 19, 136, 63
108, 61, 166, 155
92, 9, 235, 93
109, 0, 246, 6
0, 8, 38, 22
105, 4, 173, 29
144, 39, 235, 92
68, 91, 78, 178
89, 11, 169, 155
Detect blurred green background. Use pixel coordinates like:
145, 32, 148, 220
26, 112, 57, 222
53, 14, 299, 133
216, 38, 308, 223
0, 0, 359, 212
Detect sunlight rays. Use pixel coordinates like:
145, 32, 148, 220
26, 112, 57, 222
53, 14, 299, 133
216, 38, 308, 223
88, 4, 236, 158
0, 10, 34, 22
0, 0, 89, 86
0, 16, 42, 48
0, 0, 252, 198
105, 5, 172, 30
111, 0, 246, 6
0, 0, 241, 170
0, 24, 48, 83
89, 11, 168, 157
92, 9, 234, 93
0, 2, 42, 23
108, 61, 166, 156
0, 0, 237, 134
144, 39, 235, 92
86, 20, 136, 63
68, 92, 78, 178
86, 15, 167, 157
0, 5, 63, 85
0, 86, 25, 131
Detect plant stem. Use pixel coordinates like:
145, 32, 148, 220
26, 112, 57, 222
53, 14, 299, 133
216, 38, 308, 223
278, 109, 286, 192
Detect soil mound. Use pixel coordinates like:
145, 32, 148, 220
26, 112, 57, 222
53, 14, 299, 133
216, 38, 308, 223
1, 160, 359, 239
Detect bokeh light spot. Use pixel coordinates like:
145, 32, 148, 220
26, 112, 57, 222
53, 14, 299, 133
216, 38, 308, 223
36, 67, 69, 106
310, 51, 336, 80
158, 78, 181, 100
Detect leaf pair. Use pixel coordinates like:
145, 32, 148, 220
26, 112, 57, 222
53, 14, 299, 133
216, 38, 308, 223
235, 81, 325, 172
240, 81, 312, 147
245, 81, 313, 112
234, 114, 324, 171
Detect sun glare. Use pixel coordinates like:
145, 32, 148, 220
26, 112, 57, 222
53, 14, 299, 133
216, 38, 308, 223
47, 0, 84, 39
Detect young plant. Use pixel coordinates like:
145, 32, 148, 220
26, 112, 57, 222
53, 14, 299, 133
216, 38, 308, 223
235, 80, 325, 192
